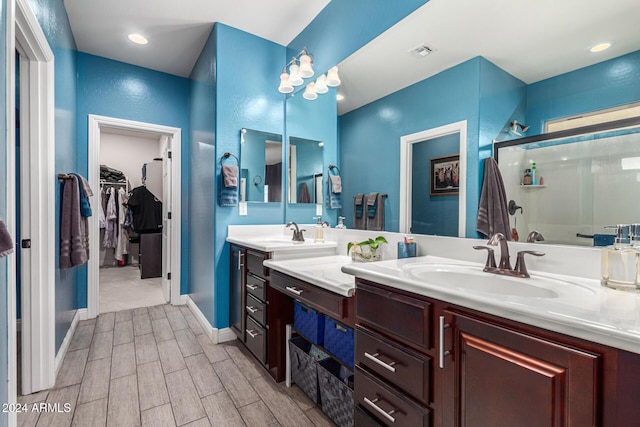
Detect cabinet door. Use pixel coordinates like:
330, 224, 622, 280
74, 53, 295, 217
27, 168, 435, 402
230, 245, 246, 341
441, 310, 599, 427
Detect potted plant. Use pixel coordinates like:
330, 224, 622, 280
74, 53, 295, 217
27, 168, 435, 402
348, 236, 388, 262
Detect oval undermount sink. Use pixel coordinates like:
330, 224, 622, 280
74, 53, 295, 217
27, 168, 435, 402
402, 264, 594, 299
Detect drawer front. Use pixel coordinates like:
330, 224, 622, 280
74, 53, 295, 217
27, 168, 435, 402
355, 367, 430, 427
246, 293, 267, 327
355, 405, 385, 427
271, 271, 346, 321
247, 249, 268, 278
246, 273, 266, 301
357, 281, 431, 350
245, 316, 267, 364
356, 326, 430, 404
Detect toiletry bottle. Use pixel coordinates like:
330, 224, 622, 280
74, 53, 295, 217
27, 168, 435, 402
531, 162, 537, 185
336, 216, 347, 229
601, 224, 637, 291
313, 216, 325, 243
523, 169, 532, 185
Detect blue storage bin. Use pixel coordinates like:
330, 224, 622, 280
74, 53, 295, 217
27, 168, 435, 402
323, 317, 354, 368
294, 301, 325, 345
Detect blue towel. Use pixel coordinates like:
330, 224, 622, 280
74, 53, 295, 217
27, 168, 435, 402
367, 192, 378, 218
219, 172, 238, 207
71, 173, 92, 217
327, 176, 342, 209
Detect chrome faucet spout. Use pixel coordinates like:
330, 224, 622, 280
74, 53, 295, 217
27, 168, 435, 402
285, 221, 299, 233
285, 222, 305, 242
488, 232, 512, 270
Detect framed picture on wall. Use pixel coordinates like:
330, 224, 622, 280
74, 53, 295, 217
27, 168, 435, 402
430, 154, 460, 196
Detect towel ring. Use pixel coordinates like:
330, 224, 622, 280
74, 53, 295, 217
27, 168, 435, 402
328, 165, 341, 175
220, 152, 239, 167
253, 175, 262, 186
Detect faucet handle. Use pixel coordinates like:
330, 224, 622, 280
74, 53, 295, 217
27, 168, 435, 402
473, 246, 497, 271
514, 250, 545, 278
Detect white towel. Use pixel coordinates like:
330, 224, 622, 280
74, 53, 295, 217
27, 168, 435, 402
329, 174, 342, 194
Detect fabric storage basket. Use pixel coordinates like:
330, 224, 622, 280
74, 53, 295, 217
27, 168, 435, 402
318, 358, 354, 427
324, 317, 354, 368
294, 301, 325, 345
289, 336, 326, 404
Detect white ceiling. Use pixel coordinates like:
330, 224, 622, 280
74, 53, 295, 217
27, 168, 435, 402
337, 0, 640, 115
63, 0, 330, 77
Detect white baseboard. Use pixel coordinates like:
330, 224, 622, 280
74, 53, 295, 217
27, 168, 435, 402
183, 295, 235, 344
54, 308, 87, 377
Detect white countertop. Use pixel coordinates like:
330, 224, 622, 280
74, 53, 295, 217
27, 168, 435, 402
264, 256, 356, 297
226, 236, 337, 255
342, 255, 640, 355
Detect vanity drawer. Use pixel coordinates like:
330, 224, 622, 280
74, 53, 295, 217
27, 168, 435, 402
246, 293, 267, 327
271, 270, 350, 323
357, 281, 431, 351
245, 316, 267, 364
247, 249, 269, 278
355, 366, 430, 427
246, 273, 266, 301
356, 326, 430, 404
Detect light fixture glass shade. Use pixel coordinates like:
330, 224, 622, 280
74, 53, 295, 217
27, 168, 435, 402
299, 53, 314, 78
288, 63, 303, 86
326, 66, 341, 87
278, 71, 293, 93
303, 82, 318, 100
315, 74, 328, 94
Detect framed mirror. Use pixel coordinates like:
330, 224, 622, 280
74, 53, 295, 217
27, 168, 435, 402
495, 117, 640, 246
240, 128, 283, 203
288, 136, 324, 204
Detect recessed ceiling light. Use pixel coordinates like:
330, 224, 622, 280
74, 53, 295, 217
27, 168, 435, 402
589, 42, 612, 53
128, 33, 148, 45
336, 94, 344, 101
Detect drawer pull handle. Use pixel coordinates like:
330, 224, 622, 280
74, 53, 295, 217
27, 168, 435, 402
439, 315, 452, 369
246, 329, 261, 339
364, 397, 396, 423
364, 352, 397, 373
246, 306, 260, 314
247, 284, 259, 291
285, 286, 303, 295
238, 252, 244, 271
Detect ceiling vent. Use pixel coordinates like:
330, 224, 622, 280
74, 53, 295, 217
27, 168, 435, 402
408, 44, 435, 58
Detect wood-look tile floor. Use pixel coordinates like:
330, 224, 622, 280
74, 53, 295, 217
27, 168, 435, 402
18, 304, 335, 427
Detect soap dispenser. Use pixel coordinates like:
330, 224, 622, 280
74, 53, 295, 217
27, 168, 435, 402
601, 224, 637, 291
336, 216, 347, 229
313, 216, 325, 243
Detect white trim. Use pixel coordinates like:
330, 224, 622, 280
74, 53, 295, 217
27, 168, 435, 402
184, 296, 236, 344
400, 120, 467, 237
87, 115, 182, 319
54, 309, 87, 378
7, 0, 57, 404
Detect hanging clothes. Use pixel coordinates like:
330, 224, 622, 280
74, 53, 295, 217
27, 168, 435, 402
115, 187, 129, 261
127, 186, 163, 234
103, 187, 118, 248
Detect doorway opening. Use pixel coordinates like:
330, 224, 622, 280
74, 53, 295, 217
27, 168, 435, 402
87, 115, 181, 319
400, 120, 467, 237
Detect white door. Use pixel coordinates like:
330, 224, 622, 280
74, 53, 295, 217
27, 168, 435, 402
161, 136, 172, 302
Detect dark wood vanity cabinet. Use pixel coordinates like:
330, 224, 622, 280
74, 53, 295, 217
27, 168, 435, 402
355, 278, 640, 427
230, 244, 246, 341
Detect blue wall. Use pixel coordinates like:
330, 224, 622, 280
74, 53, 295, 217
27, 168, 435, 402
412, 134, 459, 236
527, 50, 640, 134
340, 58, 482, 234
212, 24, 287, 328
76, 53, 191, 302
28, 0, 79, 353
1, 0, 8, 419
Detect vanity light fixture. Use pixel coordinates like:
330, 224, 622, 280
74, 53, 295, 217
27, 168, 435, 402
299, 49, 314, 78
510, 120, 530, 136
127, 33, 148, 45
278, 67, 294, 94
315, 74, 329, 94
288, 61, 304, 87
589, 42, 613, 53
277, 48, 340, 97
326, 66, 341, 87
303, 82, 318, 100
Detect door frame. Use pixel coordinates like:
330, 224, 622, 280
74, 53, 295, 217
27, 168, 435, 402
399, 120, 467, 237
6, 0, 57, 405
87, 115, 182, 319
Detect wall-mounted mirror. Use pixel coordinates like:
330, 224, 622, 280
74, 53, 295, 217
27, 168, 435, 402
240, 129, 283, 203
495, 117, 640, 246
288, 137, 324, 204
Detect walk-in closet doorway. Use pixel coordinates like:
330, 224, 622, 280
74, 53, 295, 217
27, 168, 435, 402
87, 115, 182, 319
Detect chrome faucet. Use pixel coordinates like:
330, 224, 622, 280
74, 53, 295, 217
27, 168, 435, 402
285, 222, 306, 242
474, 232, 545, 278
527, 231, 545, 243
